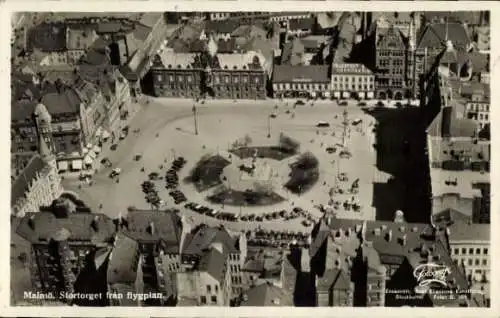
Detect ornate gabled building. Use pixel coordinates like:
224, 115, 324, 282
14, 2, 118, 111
374, 25, 408, 100
151, 37, 268, 100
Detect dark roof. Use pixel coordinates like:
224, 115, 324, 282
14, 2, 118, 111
288, 18, 316, 31
448, 220, 490, 242
11, 100, 37, 123
272, 65, 330, 83
41, 89, 81, 114
231, 25, 267, 39
11, 155, 47, 206
16, 211, 115, 244
26, 23, 67, 52
123, 210, 182, 253
197, 248, 226, 282
217, 38, 242, 53
433, 208, 471, 227
418, 22, 470, 50
204, 20, 240, 34
107, 233, 140, 285
316, 268, 351, 292
241, 283, 293, 306
182, 225, 238, 256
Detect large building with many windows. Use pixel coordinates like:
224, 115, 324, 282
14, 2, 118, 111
272, 65, 330, 99
331, 63, 375, 99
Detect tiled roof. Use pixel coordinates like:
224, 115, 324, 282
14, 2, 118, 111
288, 18, 316, 31
182, 224, 238, 256
197, 248, 226, 283
123, 210, 182, 253
316, 268, 352, 292
26, 23, 67, 52
418, 22, 470, 50
241, 282, 293, 306
156, 51, 196, 69
316, 12, 343, 30
430, 167, 487, 199
272, 65, 330, 83
332, 63, 373, 75
11, 100, 37, 122
217, 51, 266, 70
433, 208, 471, 227
137, 12, 163, 28
469, 52, 489, 73
11, 155, 47, 206
41, 88, 82, 114
107, 233, 140, 285
204, 20, 241, 35
16, 211, 115, 244
231, 25, 267, 39
66, 27, 99, 51
216, 38, 242, 53
448, 220, 489, 242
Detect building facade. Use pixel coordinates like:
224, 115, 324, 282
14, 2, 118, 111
447, 221, 490, 283
374, 25, 407, 100
331, 63, 375, 99
464, 89, 490, 132
272, 65, 330, 99
151, 49, 267, 100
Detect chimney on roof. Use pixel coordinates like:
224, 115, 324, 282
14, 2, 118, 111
91, 215, 99, 231
149, 221, 155, 235
386, 230, 392, 242
28, 215, 36, 230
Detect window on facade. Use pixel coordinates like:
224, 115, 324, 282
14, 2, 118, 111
476, 248, 481, 255
225, 76, 230, 83
475, 259, 480, 266
157, 75, 163, 82
469, 248, 474, 255
483, 248, 488, 254
454, 248, 459, 255
234, 77, 239, 84
255, 77, 260, 84
200, 296, 207, 304
211, 295, 217, 303
187, 76, 192, 83
482, 259, 487, 265
468, 259, 473, 266
207, 285, 211, 293
178, 76, 184, 82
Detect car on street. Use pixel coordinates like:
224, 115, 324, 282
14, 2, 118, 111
134, 154, 142, 161
325, 147, 336, 154
295, 100, 305, 106
148, 172, 160, 180
376, 101, 385, 108
100, 157, 112, 167
109, 168, 121, 179
395, 101, 403, 108
316, 121, 330, 128
357, 101, 367, 107
352, 118, 363, 126
338, 100, 348, 106
110, 144, 118, 151
269, 113, 277, 118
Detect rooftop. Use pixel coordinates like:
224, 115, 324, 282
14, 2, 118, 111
447, 220, 490, 242
418, 22, 470, 50
332, 63, 373, 75
204, 19, 241, 35
197, 247, 226, 283
11, 155, 47, 207
66, 27, 99, 51
316, 268, 351, 292
288, 17, 316, 31
182, 224, 238, 256
430, 167, 487, 199
240, 282, 293, 306
16, 211, 115, 244
26, 23, 67, 52
272, 64, 330, 83
41, 88, 82, 115
107, 233, 140, 285
280, 37, 305, 66
122, 210, 183, 253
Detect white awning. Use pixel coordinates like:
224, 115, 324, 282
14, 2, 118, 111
367, 92, 375, 99
334, 91, 340, 98
72, 160, 83, 170
342, 91, 350, 98
82, 147, 89, 154
86, 143, 93, 149
358, 92, 366, 99
88, 150, 97, 159
93, 145, 101, 154
84, 156, 93, 165
324, 91, 330, 97
102, 130, 110, 139
57, 161, 68, 171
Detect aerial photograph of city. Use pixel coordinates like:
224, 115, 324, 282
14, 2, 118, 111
10, 10, 491, 308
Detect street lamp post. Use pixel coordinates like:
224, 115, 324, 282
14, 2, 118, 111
192, 104, 199, 135
267, 115, 271, 138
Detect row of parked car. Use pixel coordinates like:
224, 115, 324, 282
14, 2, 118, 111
166, 157, 187, 189
247, 228, 311, 249
142, 180, 163, 207
169, 189, 187, 205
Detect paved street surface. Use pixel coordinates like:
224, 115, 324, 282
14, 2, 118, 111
63, 98, 392, 232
